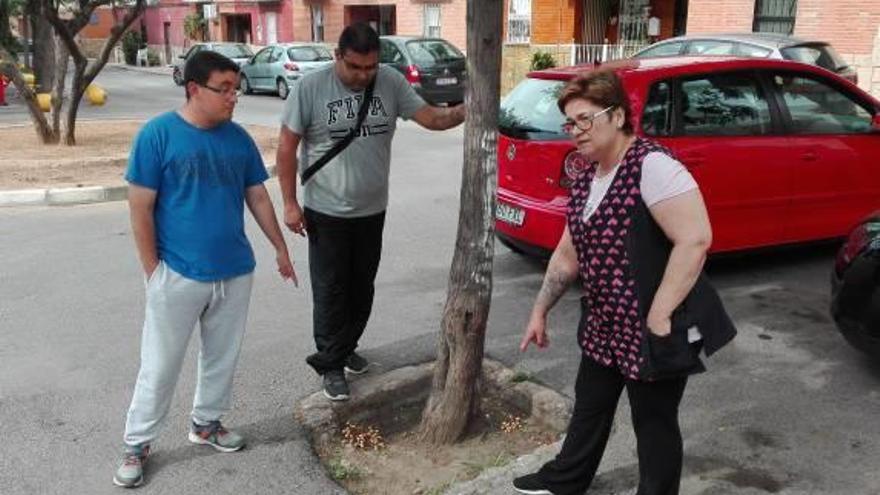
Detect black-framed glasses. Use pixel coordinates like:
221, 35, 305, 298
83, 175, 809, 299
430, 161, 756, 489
561, 105, 614, 134
200, 83, 242, 98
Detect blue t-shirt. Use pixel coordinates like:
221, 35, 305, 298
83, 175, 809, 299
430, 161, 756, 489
125, 111, 269, 282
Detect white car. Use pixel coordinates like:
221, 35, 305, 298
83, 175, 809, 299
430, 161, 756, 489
633, 33, 858, 84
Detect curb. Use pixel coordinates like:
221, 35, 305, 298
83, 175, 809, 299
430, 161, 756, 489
107, 63, 173, 76
0, 164, 277, 207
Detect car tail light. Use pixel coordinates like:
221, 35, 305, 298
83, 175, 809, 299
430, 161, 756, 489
284, 62, 300, 72
405, 65, 421, 85
559, 150, 588, 188
835, 224, 869, 277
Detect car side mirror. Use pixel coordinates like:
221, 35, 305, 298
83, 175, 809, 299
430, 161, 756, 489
872, 114, 880, 132
178, 54, 185, 59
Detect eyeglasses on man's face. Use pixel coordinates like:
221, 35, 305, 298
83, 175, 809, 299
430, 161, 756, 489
561, 105, 614, 134
200, 83, 242, 99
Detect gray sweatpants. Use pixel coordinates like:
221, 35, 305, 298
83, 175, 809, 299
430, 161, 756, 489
123, 261, 254, 447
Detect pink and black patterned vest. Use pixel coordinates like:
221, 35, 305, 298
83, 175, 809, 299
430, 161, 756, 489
567, 137, 692, 380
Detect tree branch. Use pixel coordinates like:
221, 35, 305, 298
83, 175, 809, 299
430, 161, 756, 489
85, 0, 145, 83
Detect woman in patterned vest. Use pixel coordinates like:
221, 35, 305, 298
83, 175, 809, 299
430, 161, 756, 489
513, 70, 736, 495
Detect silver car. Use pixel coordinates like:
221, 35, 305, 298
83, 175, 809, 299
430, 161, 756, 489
632, 33, 858, 84
172, 42, 254, 86
239, 43, 333, 99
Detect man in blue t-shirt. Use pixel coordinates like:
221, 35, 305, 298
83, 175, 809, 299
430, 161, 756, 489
113, 51, 297, 489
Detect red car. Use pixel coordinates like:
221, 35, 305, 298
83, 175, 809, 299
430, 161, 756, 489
496, 56, 880, 257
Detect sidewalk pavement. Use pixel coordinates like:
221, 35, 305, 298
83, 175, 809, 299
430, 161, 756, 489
107, 62, 173, 76
0, 163, 276, 207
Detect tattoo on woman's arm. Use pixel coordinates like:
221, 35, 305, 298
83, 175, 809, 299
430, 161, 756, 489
536, 268, 574, 310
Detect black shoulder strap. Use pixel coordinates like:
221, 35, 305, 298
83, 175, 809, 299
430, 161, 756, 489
301, 77, 376, 184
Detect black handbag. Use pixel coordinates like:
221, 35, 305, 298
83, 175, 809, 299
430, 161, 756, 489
301, 77, 376, 184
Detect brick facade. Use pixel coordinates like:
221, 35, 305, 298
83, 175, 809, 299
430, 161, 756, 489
685, 0, 753, 34
686, 0, 880, 96
531, 0, 579, 44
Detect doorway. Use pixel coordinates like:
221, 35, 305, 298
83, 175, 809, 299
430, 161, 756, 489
225, 14, 252, 43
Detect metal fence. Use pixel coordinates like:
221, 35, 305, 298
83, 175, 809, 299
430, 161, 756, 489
570, 43, 647, 65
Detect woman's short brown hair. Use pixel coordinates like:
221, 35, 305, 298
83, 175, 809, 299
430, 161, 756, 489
557, 69, 634, 135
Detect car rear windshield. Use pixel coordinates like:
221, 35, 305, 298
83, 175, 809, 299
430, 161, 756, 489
214, 44, 253, 59
499, 78, 567, 140
288, 46, 332, 62
404, 40, 464, 67
781, 44, 848, 72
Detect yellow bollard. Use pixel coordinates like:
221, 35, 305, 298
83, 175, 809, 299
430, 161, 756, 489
36, 93, 51, 112
23, 72, 35, 89
86, 84, 107, 106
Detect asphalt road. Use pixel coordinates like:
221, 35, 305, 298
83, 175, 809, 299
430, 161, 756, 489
0, 65, 301, 127
1, 66, 879, 495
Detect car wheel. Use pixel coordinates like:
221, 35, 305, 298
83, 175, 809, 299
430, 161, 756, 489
240, 75, 252, 95
277, 79, 289, 100
172, 67, 183, 86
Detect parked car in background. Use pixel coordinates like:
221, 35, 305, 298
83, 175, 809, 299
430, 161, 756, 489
172, 42, 254, 85
379, 36, 465, 106
496, 57, 880, 258
632, 33, 858, 85
239, 43, 333, 99
831, 212, 880, 358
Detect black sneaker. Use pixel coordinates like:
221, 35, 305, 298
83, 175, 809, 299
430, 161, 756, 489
344, 352, 369, 375
322, 370, 350, 401
513, 472, 554, 495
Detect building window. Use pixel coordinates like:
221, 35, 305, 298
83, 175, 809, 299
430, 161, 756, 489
311, 4, 324, 42
507, 0, 531, 44
424, 4, 441, 38
753, 0, 797, 35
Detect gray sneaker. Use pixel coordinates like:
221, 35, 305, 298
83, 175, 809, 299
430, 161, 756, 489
323, 369, 350, 401
344, 352, 369, 375
187, 420, 245, 453
113, 444, 150, 488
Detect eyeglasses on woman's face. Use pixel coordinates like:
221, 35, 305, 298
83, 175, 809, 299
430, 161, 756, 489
561, 105, 614, 134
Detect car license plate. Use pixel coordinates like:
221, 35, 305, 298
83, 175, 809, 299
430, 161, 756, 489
435, 77, 457, 86
496, 202, 525, 227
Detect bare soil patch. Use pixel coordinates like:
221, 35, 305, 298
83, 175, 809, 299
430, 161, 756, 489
296, 361, 571, 495
0, 121, 279, 191
322, 391, 559, 495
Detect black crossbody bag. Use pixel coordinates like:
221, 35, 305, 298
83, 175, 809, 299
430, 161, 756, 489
301, 78, 376, 184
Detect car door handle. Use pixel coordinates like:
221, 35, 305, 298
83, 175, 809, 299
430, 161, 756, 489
802, 151, 818, 162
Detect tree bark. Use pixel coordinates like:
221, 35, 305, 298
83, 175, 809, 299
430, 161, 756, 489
418, 0, 503, 445
31, 13, 54, 92
1, 46, 56, 143
41, 0, 146, 145
63, 59, 86, 145
51, 36, 67, 136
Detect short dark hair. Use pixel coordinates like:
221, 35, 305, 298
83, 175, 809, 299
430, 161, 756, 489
338, 22, 380, 56
557, 69, 634, 135
183, 50, 240, 99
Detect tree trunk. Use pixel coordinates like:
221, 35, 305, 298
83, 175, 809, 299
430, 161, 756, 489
51, 36, 68, 136
418, 0, 503, 445
32, 14, 55, 92
42, 0, 146, 146
0, 47, 56, 143
63, 60, 87, 145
